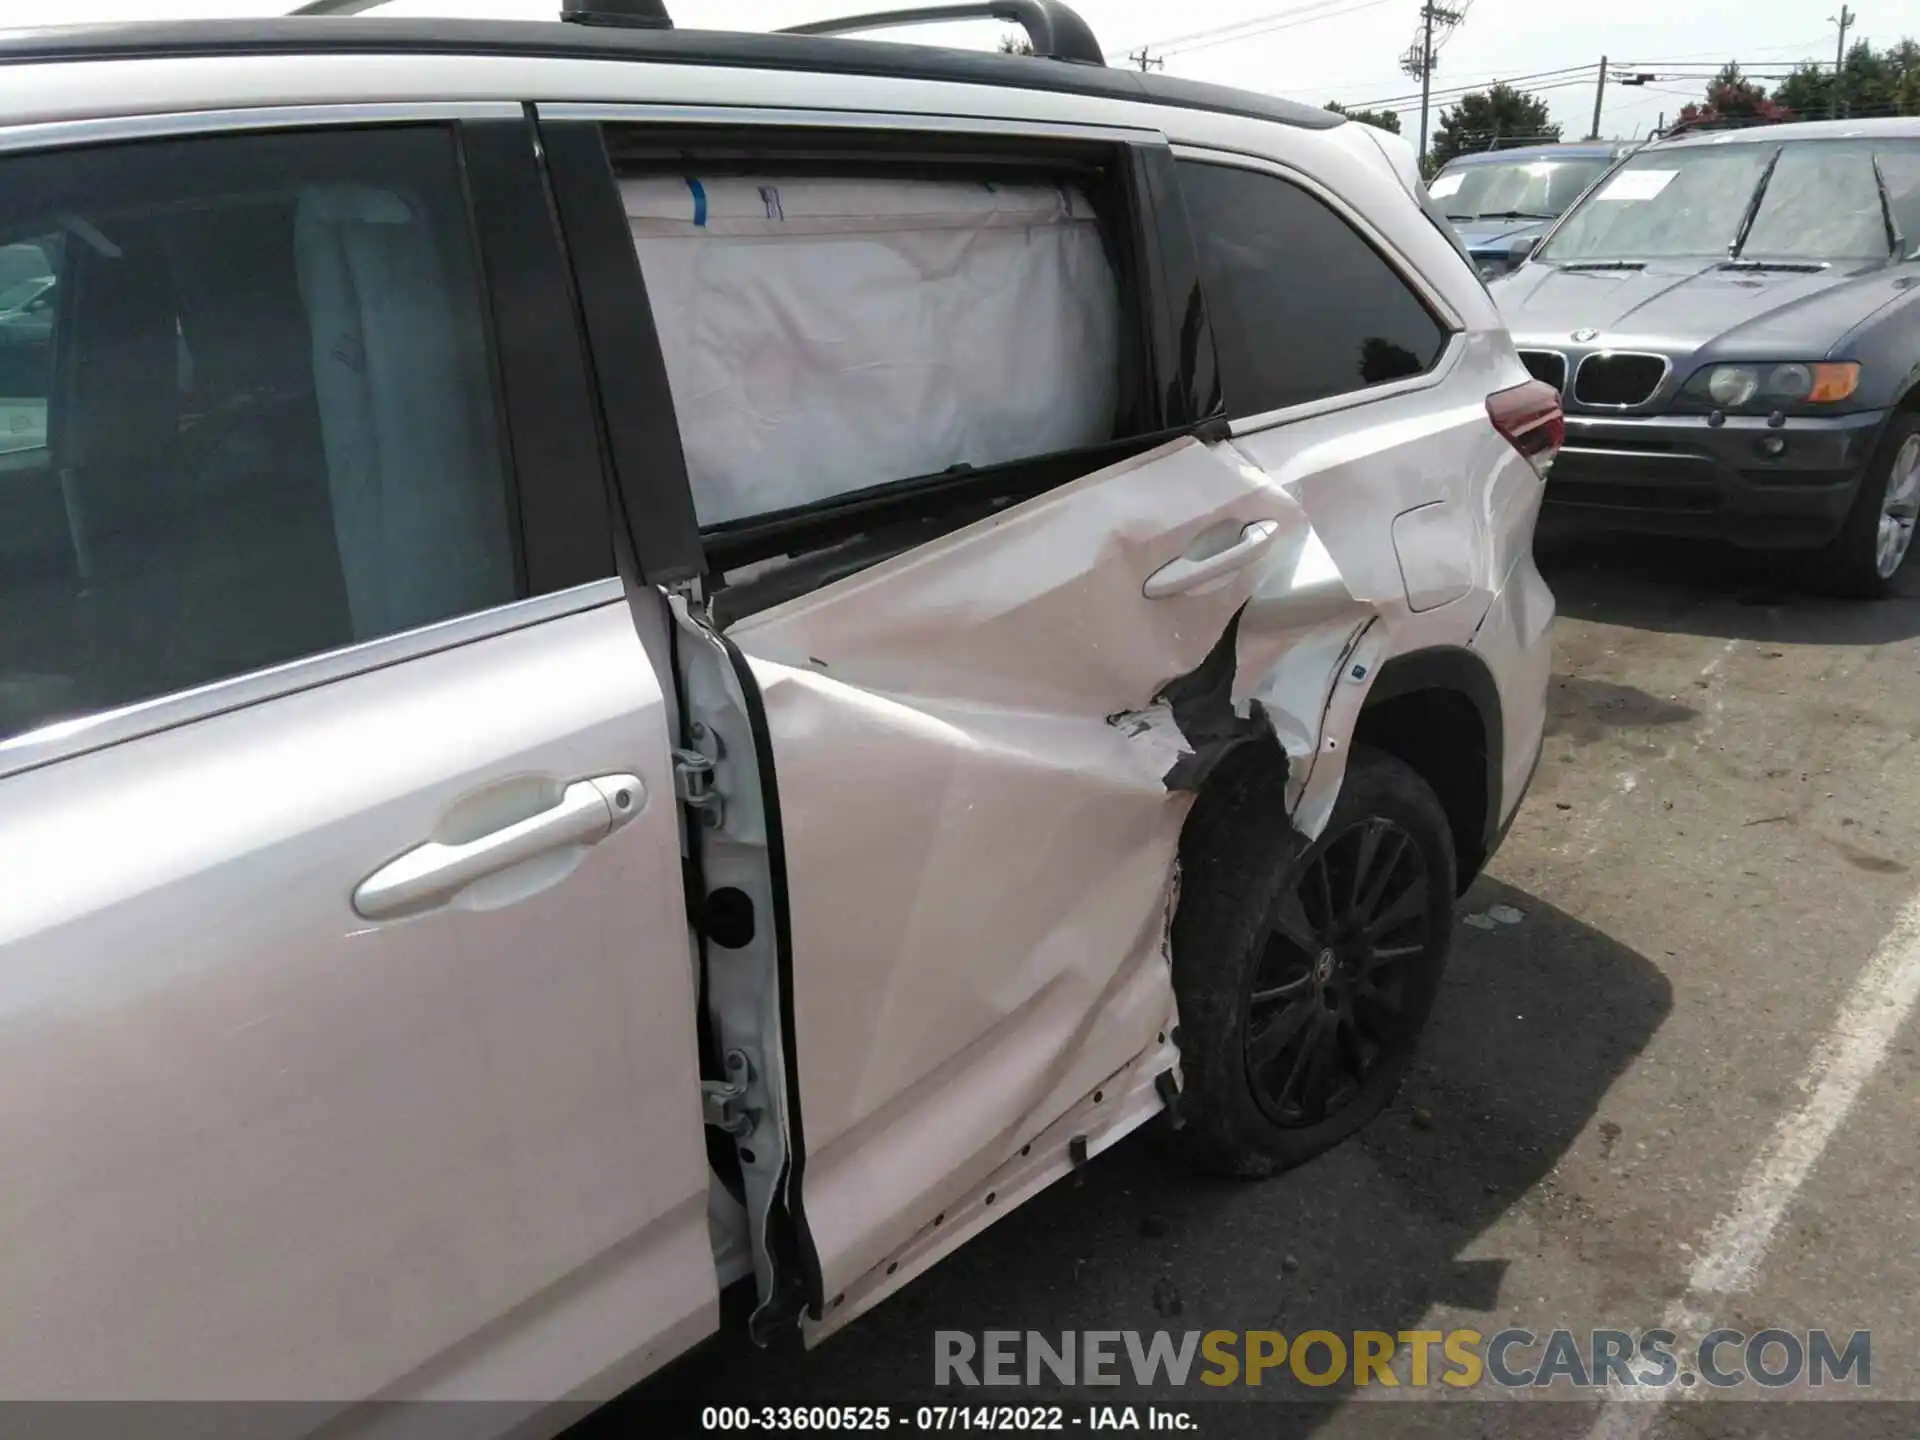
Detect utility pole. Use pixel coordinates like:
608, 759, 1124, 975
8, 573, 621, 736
1127, 46, 1162, 72
1418, 4, 1437, 164
1831, 5, 1854, 118
1589, 54, 1608, 139
1407, 3, 1464, 166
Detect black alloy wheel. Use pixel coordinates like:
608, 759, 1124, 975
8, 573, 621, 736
1169, 747, 1456, 1178
1243, 816, 1430, 1128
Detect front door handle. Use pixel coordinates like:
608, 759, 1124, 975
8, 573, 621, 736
1143, 520, 1282, 599
353, 774, 643, 921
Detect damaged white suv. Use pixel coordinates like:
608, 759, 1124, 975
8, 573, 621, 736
0, 0, 1556, 1422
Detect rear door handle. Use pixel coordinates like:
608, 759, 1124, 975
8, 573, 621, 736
353, 774, 643, 921
1143, 520, 1282, 599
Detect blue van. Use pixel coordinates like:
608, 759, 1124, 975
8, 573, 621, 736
1429, 142, 1636, 278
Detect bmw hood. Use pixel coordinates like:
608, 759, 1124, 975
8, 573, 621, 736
1489, 258, 1900, 358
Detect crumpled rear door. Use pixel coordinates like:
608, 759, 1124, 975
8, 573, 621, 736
720, 430, 1380, 1326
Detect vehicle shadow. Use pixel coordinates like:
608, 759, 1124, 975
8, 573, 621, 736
1535, 529, 1920, 646
598, 879, 1672, 1439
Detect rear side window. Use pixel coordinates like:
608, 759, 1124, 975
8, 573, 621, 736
0, 126, 519, 743
616, 162, 1153, 532
1175, 160, 1449, 420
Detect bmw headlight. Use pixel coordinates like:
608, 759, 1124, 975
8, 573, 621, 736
1685, 362, 1862, 413
1707, 365, 1761, 408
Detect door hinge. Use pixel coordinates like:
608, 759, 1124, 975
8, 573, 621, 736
674, 745, 724, 828
702, 1049, 755, 1137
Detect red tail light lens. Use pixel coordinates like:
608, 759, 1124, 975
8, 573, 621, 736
1488, 379, 1564, 477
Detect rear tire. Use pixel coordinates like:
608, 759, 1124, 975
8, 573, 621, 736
1811, 412, 1920, 599
1170, 747, 1456, 1178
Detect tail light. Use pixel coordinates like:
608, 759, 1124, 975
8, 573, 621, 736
1488, 379, 1564, 477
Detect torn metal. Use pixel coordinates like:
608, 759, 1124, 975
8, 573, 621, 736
691, 432, 1384, 1340
1109, 494, 1382, 826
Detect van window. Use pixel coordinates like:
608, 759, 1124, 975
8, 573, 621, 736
1175, 160, 1449, 420
621, 169, 1149, 531
0, 241, 58, 461
0, 126, 517, 743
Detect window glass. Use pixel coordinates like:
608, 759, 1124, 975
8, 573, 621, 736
1542, 139, 1920, 265
1428, 156, 1612, 223
0, 239, 58, 458
1175, 161, 1449, 419
624, 172, 1133, 528
0, 127, 517, 743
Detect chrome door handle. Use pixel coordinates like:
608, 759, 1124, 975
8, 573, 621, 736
1143, 520, 1282, 599
353, 774, 643, 921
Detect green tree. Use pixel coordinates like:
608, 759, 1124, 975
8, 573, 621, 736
1775, 60, 1834, 116
1429, 84, 1560, 170
996, 34, 1034, 55
1325, 101, 1402, 134
1779, 39, 1920, 118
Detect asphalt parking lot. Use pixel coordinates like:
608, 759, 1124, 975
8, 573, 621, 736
610, 532, 1920, 1439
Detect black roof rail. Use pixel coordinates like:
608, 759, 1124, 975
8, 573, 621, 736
778, 2, 1105, 66
14, 14, 1342, 135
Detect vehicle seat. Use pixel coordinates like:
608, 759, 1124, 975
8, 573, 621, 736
293, 184, 514, 642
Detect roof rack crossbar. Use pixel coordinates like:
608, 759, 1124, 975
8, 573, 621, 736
292, 0, 674, 22
777, 2, 1105, 66
561, 0, 672, 27
288, 0, 395, 13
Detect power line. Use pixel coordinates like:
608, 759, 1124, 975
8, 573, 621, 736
1115, 0, 1370, 58
1160, 0, 1393, 59
1345, 61, 1602, 108
1370, 74, 1611, 115
1615, 36, 1837, 65
1348, 51, 1854, 116
1363, 74, 1595, 111
1312, 39, 1832, 97
1430, 0, 1476, 56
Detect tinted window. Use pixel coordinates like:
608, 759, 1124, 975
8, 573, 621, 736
1176, 160, 1448, 419
0, 127, 518, 743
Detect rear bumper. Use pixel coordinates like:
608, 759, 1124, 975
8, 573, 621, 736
1541, 409, 1887, 549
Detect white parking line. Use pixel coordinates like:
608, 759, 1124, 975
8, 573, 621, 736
1585, 886, 1920, 1437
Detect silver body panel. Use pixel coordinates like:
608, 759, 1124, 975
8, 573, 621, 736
0, 35, 1553, 1422
0, 600, 714, 1408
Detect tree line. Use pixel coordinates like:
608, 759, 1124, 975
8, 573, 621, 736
1321, 37, 1920, 171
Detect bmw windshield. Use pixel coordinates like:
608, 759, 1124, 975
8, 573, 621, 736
1539, 137, 1920, 264
1428, 156, 1613, 221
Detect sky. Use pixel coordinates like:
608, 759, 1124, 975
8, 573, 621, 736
6, 0, 1920, 147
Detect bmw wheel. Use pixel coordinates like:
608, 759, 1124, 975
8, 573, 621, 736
1817, 413, 1920, 599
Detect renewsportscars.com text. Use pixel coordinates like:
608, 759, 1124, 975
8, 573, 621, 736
934, 1327, 1870, 1390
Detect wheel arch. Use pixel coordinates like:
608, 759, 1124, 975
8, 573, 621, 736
1352, 647, 1503, 893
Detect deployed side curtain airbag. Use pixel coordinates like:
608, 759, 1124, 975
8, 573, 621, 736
625, 175, 1124, 528
295, 185, 513, 639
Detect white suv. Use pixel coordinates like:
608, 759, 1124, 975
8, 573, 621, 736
0, 0, 1555, 1423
